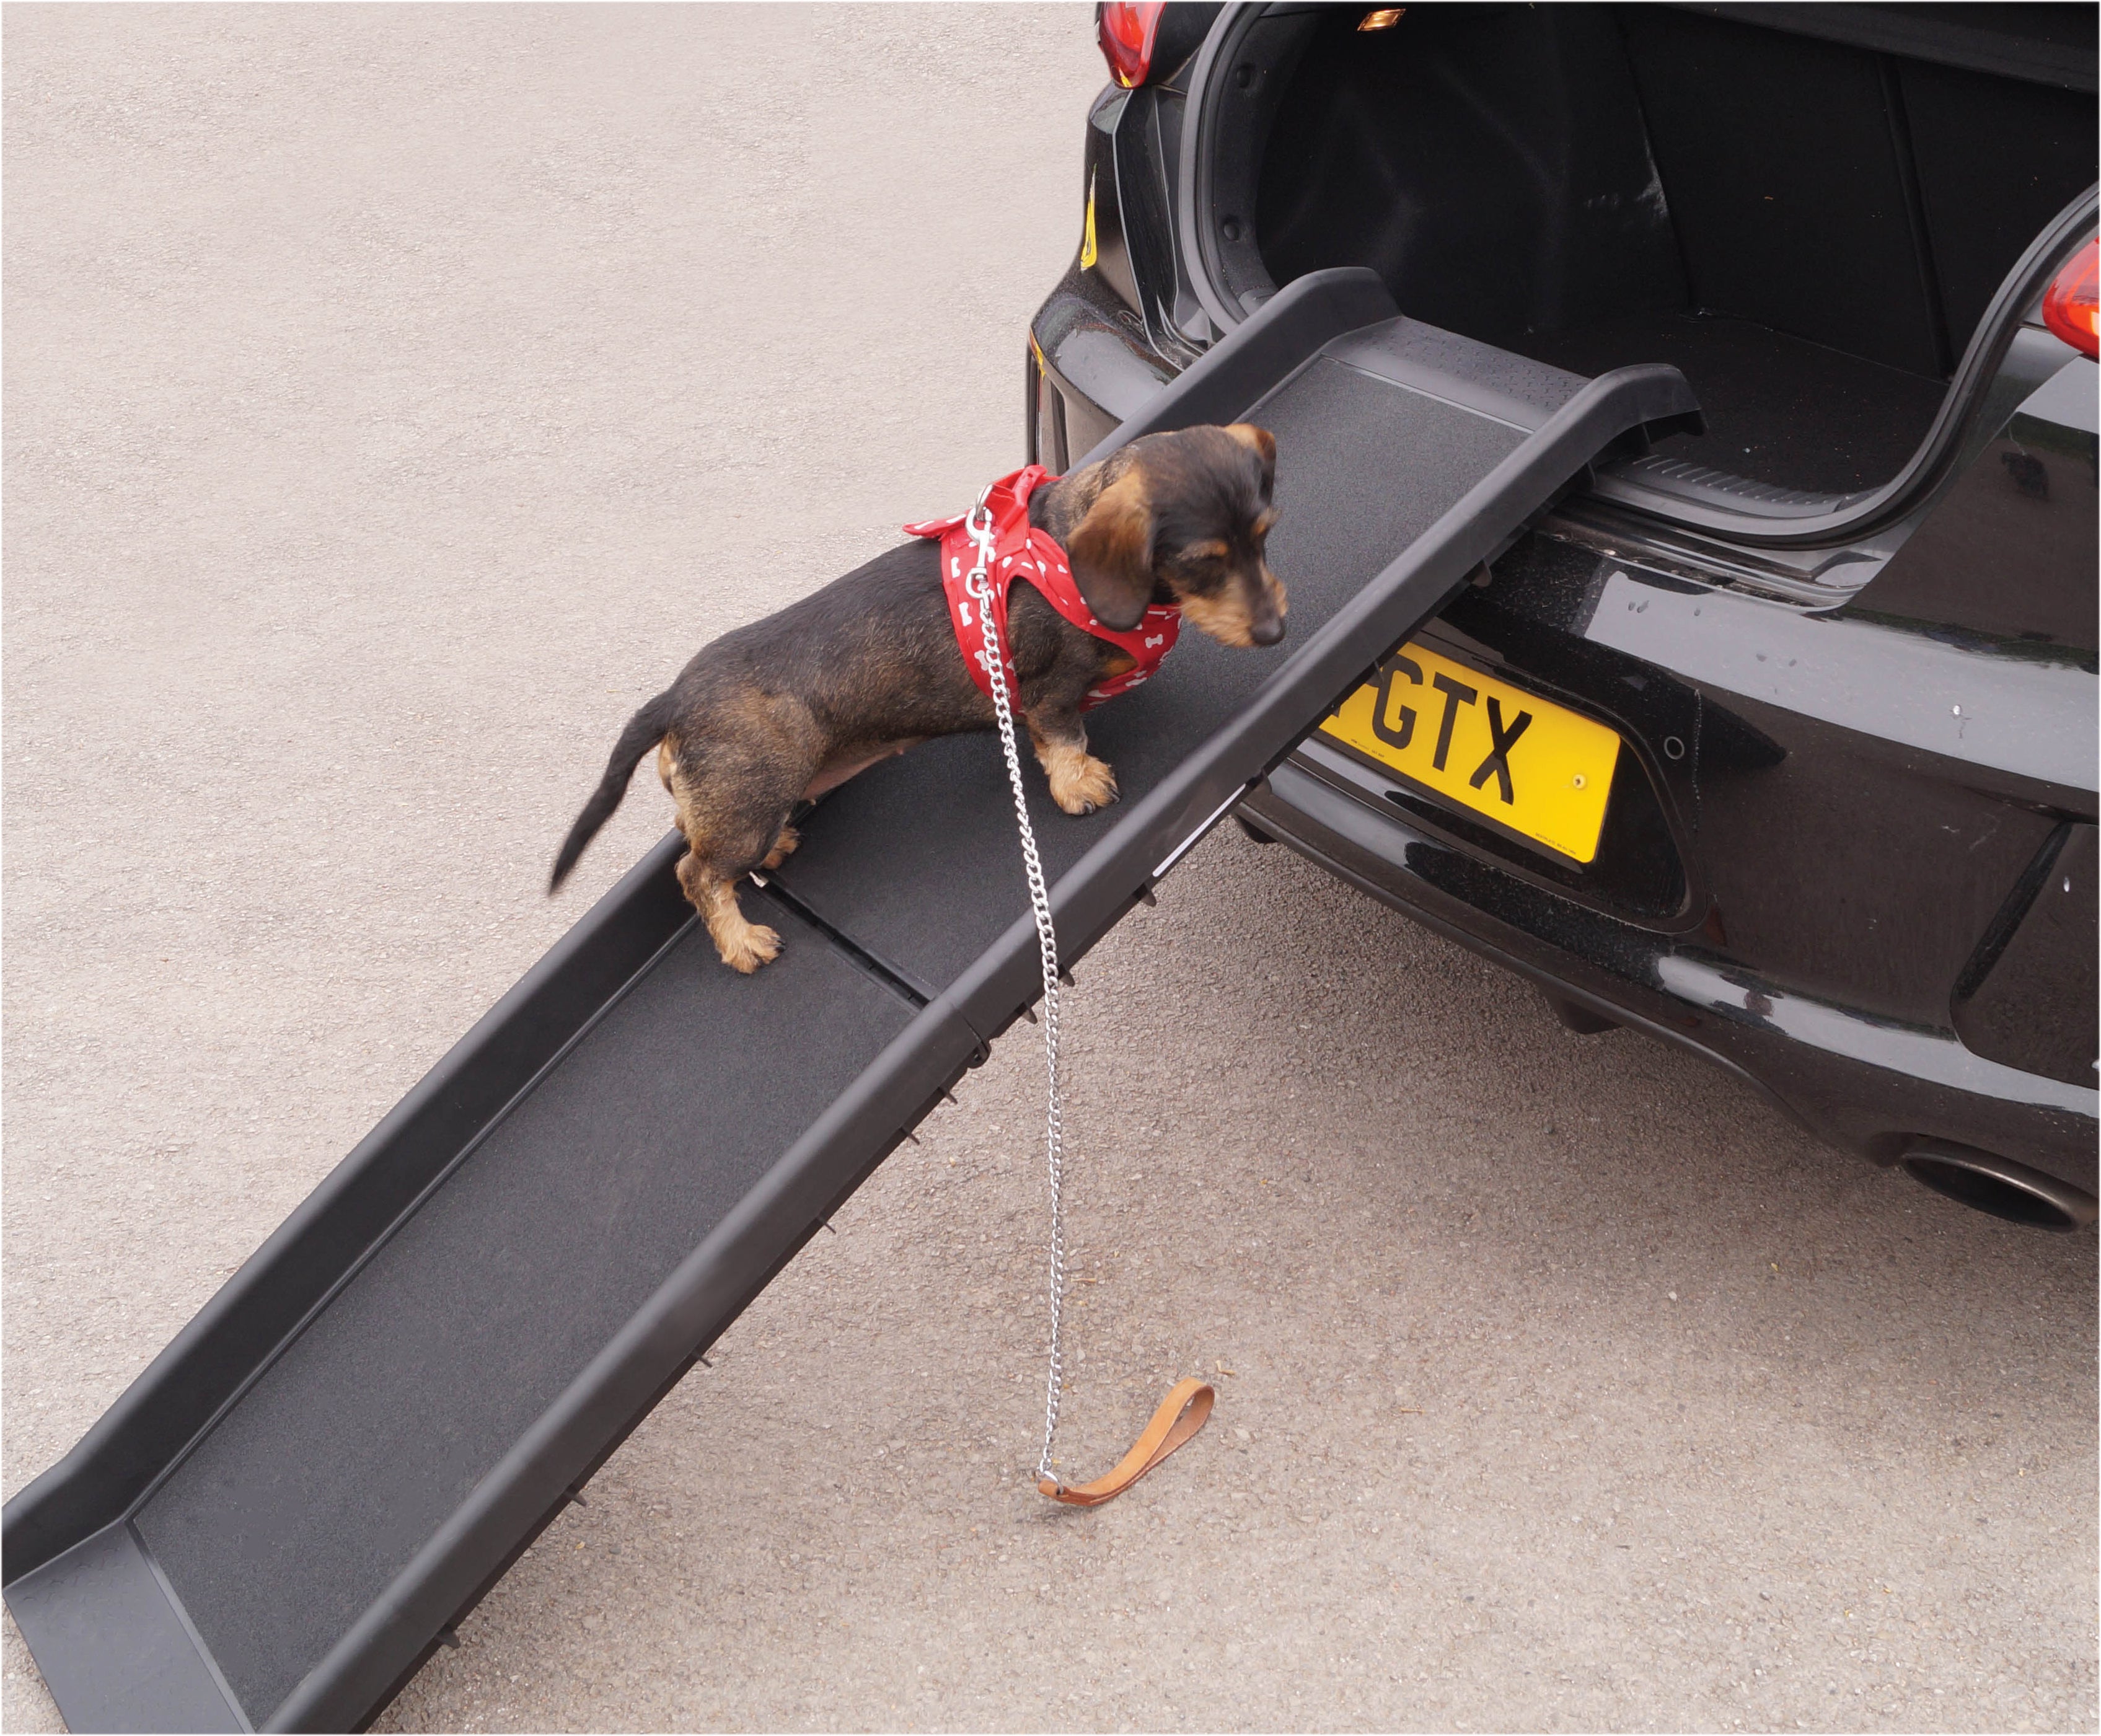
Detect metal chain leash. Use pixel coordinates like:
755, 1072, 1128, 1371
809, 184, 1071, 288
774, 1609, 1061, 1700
961, 490, 1070, 1491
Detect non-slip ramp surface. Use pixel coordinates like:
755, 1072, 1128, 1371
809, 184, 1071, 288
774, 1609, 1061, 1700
134, 896, 917, 1718
6, 268, 1698, 1732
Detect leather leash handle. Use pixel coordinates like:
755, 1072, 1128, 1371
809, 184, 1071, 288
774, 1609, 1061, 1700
1037, 1378, 1215, 1507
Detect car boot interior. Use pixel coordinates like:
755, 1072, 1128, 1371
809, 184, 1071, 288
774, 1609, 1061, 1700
1246, 4, 2097, 498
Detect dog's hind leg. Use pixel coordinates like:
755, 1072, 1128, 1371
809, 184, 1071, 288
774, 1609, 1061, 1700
760, 824, 800, 870
678, 853, 782, 974
662, 718, 809, 973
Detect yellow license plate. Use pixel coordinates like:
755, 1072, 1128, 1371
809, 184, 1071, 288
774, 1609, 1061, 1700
1319, 641, 1621, 864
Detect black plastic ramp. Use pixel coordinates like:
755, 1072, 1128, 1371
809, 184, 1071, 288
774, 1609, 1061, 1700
4, 267, 1698, 1732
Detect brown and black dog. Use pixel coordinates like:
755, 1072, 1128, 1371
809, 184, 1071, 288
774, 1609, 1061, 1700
549, 423, 1284, 972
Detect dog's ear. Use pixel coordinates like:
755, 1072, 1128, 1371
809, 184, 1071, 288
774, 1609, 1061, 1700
1065, 469, 1156, 632
1225, 423, 1277, 496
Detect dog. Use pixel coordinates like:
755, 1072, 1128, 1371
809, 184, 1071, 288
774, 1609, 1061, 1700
548, 422, 1284, 972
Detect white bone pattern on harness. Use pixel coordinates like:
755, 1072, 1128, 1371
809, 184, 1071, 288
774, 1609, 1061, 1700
906, 464, 1179, 711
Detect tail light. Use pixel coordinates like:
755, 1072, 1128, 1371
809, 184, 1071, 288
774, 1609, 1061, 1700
1098, 2, 1168, 89
2042, 237, 2098, 359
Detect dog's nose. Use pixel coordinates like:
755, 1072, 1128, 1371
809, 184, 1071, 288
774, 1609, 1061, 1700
1251, 614, 1285, 646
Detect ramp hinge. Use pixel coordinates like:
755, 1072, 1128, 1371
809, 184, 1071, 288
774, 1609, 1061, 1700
438, 1628, 461, 1650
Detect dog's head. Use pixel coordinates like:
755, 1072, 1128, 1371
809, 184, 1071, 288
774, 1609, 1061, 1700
1062, 424, 1285, 648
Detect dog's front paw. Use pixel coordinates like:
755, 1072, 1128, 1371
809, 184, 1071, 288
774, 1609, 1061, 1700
1046, 746, 1119, 815
718, 923, 782, 974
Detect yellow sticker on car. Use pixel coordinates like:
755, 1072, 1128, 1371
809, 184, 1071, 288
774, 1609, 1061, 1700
1080, 172, 1098, 270
1319, 641, 1621, 864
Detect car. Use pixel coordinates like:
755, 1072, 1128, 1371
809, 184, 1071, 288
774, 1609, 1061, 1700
1029, 1, 2099, 1229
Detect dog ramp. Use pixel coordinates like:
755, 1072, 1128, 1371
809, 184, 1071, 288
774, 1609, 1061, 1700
4, 268, 1698, 1732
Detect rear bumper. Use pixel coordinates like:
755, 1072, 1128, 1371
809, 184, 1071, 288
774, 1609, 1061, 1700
1243, 747, 2098, 1194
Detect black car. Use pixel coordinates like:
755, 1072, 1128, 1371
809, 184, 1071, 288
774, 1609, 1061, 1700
1029, 1, 2099, 1228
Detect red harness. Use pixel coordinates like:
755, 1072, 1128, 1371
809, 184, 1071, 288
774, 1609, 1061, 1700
904, 464, 1180, 712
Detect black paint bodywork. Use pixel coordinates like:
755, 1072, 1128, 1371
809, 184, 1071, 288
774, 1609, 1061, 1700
1031, 1, 2099, 1199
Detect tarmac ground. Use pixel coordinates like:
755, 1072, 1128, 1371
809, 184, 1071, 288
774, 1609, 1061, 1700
5, 6, 2094, 1731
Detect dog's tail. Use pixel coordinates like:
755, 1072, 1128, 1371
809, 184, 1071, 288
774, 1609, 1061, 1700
550, 691, 679, 893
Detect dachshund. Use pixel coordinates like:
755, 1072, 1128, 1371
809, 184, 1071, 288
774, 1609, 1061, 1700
549, 423, 1284, 972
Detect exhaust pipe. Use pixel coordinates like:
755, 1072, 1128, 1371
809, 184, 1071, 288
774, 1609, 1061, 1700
1900, 1140, 2098, 1232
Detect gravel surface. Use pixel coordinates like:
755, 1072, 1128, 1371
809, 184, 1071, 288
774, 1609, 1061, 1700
6, 6, 2094, 1732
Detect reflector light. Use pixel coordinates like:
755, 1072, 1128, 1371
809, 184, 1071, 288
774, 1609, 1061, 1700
2042, 237, 2099, 359
1358, 7, 1406, 29
1098, 1, 1168, 89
